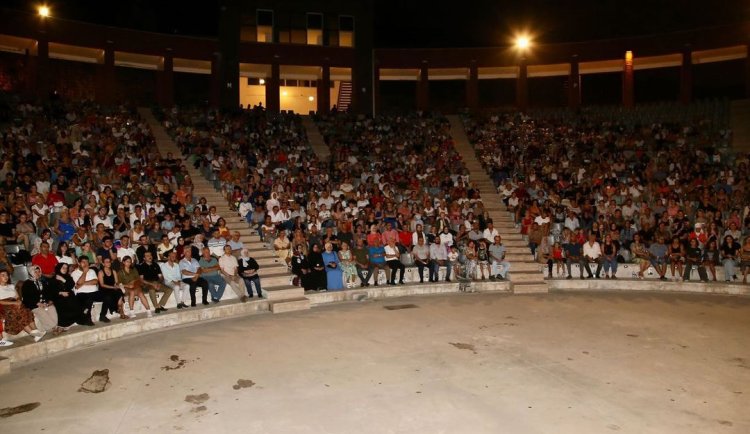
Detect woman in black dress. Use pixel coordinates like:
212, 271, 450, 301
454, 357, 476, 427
97, 256, 129, 319
303, 243, 327, 291
49, 263, 89, 328
290, 244, 308, 287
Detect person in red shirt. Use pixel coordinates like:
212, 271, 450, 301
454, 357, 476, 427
398, 227, 413, 251
31, 241, 59, 280
45, 184, 66, 208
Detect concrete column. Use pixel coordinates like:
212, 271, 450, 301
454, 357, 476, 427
623, 50, 635, 108
209, 52, 221, 108
569, 55, 581, 109
158, 48, 174, 107
680, 45, 692, 105
317, 64, 330, 114
466, 61, 479, 110
95, 41, 116, 104
516, 58, 528, 111
416, 62, 429, 111
266, 61, 280, 113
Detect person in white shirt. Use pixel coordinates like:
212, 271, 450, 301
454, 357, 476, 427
621, 198, 638, 220
429, 237, 452, 282
564, 211, 580, 232
317, 191, 334, 210
92, 206, 113, 230
31, 196, 49, 225
482, 220, 499, 243
128, 205, 146, 227
117, 235, 138, 263
439, 226, 454, 247
582, 233, 603, 278
218, 245, 248, 302
265, 192, 281, 213
71, 256, 116, 323
161, 250, 188, 308
411, 223, 427, 246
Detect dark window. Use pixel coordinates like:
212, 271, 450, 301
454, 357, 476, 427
307, 13, 323, 30
339, 15, 354, 32
257, 10, 274, 27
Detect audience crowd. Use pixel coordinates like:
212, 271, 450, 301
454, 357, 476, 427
2, 95, 750, 348
0, 98, 264, 346
462, 101, 750, 282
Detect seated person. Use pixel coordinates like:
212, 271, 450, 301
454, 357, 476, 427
179, 248, 209, 306
137, 251, 173, 313
648, 236, 669, 281
199, 247, 226, 302
219, 245, 249, 301
118, 256, 152, 317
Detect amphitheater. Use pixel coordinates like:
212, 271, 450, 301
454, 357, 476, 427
0, 3, 749, 434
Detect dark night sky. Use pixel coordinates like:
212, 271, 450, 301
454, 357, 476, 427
3, 0, 748, 47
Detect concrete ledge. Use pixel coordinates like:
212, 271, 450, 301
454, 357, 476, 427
305, 280, 512, 306
1, 299, 269, 368
269, 297, 310, 313
3, 276, 748, 371
546, 278, 750, 296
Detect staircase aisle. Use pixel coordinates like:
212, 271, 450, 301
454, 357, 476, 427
446, 115, 548, 294
138, 108, 310, 313
302, 116, 331, 162
337, 81, 352, 112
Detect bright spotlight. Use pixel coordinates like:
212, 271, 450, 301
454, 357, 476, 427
308, 96, 314, 102
38, 5, 50, 18
515, 35, 531, 51
282, 90, 288, 96
259, 78, 265, 85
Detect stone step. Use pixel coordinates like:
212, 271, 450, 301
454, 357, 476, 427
241, 248, 276, 260
269, 297, 311, 314
505, 254, 534, 262
512, 283, 549, 294
495, 223, 517, 230
510, 272, 547, 283
503, 240, 528, 247
262, 272, 296, 287
505, 246, 531, 254
256, 256, 284, 266
259, 263, 290, 274
263, 285, 305, 301
243, 250, 277, 261
227, 228, 255, 236
510, 262, 544, 273
498, 234, 523, 241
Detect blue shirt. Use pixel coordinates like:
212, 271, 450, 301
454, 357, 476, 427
368, 246, 386, 264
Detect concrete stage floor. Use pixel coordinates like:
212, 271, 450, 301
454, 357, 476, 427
0, 292, 749, 434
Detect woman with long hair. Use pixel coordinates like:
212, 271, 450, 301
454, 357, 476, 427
0, 269, 45, 343
118, 256, 151, 317
98, 257, 129, 320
